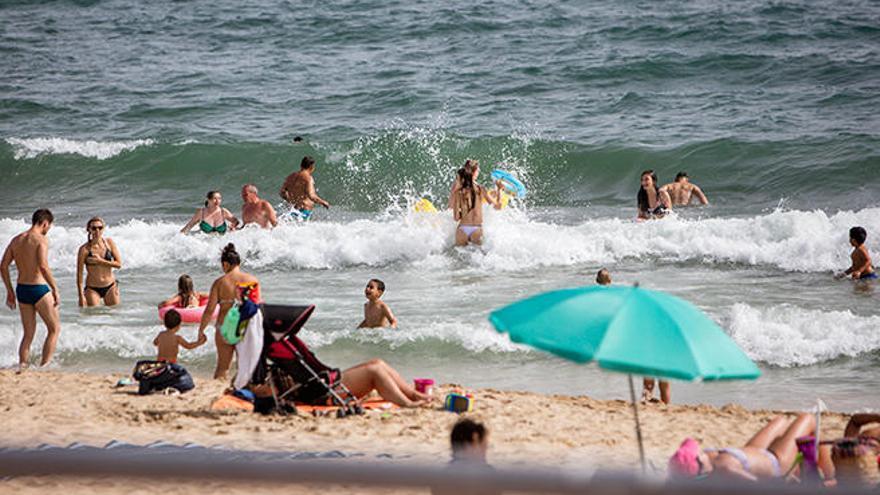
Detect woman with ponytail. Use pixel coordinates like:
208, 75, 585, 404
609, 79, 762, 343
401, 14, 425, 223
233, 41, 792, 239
198, 243, 261, 379
451, 160, 504, 246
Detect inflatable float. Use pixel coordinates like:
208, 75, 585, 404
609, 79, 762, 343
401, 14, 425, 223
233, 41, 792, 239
158, 295, 218, 324
490, 169, 527, 199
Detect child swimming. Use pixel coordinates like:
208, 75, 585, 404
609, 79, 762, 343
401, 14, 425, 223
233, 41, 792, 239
358, 278, 397, 329
839, 226, 877, 280
157, 274, 205, 309
153, 309, 207, 363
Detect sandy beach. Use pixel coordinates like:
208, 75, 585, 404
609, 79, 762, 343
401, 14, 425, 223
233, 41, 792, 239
0, 369, 851, 493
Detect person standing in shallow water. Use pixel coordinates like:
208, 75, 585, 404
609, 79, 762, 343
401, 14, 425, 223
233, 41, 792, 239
0, 209, 61, 372
240, 184, 278, 229
198, 243, 262, 380
76, 216, 122, 307
660, 172, 709, 207
637, 170, 672, 220
279, 156, 330, 221
181, 191, 239, 234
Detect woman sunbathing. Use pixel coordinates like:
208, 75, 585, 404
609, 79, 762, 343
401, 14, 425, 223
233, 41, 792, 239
339, 358, 431, 408
669, 413, 832, 481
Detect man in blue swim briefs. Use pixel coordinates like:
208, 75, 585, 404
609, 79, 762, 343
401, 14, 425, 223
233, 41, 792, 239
279, 156, 330, 220
1, 209, 62, 372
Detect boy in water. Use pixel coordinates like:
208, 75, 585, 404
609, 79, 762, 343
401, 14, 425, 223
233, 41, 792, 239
839, 226, 876, 280
1, 209, 61, 372
596, 268, 612, 285
154, 309, 207, 363
358, 279, 397, 329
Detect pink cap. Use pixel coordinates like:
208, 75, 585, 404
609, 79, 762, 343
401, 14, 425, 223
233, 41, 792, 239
668, 438, 701, 478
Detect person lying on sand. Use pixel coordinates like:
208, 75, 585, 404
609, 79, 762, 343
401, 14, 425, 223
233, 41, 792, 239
669, 413, 833, 482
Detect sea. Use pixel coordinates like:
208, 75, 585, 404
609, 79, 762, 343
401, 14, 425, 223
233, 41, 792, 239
1, 0, 879, 412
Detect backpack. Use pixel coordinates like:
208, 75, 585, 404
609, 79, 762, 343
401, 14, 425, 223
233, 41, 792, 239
132, 360, 195, 395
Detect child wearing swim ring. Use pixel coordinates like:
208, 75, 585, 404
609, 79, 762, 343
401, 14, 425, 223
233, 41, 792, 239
158, 275, 205, 309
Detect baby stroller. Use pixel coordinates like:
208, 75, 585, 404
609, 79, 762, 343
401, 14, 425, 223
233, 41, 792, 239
256, 304, 363, 417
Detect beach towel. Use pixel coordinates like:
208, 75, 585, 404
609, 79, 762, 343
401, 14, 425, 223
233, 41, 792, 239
233, 309, 264, 389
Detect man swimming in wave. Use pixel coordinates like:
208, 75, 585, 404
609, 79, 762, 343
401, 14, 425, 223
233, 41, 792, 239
279, 156, 330, 220
660, 172, 709, 207
0, 209, 61, 372
240, 184, 278, 229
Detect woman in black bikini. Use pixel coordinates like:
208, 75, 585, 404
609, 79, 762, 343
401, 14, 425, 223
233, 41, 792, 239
637, 169, 673, 220
76, 216, 122, 307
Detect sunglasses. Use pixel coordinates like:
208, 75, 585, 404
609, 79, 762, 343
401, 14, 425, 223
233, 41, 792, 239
89, 225, 104, 231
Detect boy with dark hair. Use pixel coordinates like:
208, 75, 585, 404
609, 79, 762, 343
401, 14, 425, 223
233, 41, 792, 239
596, 268, 612, 285
1, 208, 61, 372
358, 278, 397, 328
154, 308, 207, 363
839, 226, 876, 280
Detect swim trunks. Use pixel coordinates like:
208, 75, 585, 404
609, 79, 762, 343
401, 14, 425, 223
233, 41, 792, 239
290, 209, 312, 221
16, 284, 50, 305
860, 272, 878, 280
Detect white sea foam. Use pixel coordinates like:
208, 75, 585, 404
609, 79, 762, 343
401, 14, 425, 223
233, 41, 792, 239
6, 137, 154, 160
727, 303, 880, 367
302, 320, 524, 354
1, 206, 877, 274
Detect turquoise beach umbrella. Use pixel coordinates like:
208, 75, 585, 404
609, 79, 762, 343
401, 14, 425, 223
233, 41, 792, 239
488, 284, 760, 472
488, 285, 760, 381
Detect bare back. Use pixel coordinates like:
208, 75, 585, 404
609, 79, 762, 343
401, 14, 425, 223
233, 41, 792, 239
8, 231, 47, 284
154, 330, 181, 363
281, 171, 314, 210
662, 181, 707, 206
213, 269, 261, 327
454, 186, 488, 226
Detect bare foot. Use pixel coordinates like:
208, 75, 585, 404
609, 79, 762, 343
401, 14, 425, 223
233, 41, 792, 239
641, 389, 653, 403
16, 363, 28, 374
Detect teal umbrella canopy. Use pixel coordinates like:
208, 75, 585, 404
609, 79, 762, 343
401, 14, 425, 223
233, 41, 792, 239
488, 285, 760, 382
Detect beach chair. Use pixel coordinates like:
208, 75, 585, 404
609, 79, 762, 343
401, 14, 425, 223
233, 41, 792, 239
255, 304, 363, 417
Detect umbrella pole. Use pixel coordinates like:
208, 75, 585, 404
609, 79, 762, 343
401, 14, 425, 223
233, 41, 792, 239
628, 374, 646, 474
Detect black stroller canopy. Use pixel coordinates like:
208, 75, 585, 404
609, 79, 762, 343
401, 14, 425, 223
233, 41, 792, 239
263, 304, 316, 338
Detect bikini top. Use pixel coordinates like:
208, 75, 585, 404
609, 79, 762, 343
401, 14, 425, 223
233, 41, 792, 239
199, 209, 228, 234
90, 239, 115, 262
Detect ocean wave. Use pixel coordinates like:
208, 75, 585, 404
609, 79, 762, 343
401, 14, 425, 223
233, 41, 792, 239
728, 303, 880, 367
6, 137, 154, 160
0, 205, 876, 274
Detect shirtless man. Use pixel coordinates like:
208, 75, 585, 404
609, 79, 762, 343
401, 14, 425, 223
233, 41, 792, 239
0, 209, 61, 372
278, 156, 330, 220
660, 172, 709, 207
240, 184, 278, 229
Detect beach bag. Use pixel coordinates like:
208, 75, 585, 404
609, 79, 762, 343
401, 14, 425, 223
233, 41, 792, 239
220, 297, 260, 345
132, 360, 195, 395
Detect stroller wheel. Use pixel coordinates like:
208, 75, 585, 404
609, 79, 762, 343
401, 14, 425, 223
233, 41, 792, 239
353, 405, 364, 415
336, 408, 347, 418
